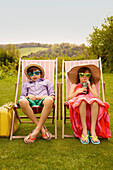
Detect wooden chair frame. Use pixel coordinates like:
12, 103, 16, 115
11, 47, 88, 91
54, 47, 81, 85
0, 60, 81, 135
10, 58, 58, 140
61, 58, 105, 139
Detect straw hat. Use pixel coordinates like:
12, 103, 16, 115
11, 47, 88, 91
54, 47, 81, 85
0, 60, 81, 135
67, 64, 101, 84
24, 64, 45, 79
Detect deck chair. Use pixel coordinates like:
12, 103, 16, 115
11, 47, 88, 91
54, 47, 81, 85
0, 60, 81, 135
61, 58, 106, 139
10, 58, 58, 140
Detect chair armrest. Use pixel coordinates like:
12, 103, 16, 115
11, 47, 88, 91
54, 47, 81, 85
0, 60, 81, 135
103, 82, 105, 92
57, 82, 59, 120
15, 82, 17, 94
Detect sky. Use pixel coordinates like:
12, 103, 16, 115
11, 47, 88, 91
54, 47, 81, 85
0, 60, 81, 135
0, 0, 113, 45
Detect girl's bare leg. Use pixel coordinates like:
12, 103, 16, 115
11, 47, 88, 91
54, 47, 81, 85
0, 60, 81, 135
91, 102, 99, 142
79, 101, 88, 142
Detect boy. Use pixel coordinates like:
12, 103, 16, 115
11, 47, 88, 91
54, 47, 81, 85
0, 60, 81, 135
17, 64, 55, 143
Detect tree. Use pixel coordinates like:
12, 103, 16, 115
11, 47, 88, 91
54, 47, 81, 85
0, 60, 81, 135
87, 16, 113, 72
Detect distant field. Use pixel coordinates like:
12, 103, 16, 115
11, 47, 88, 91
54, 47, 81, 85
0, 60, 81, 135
19, 47, 48, 56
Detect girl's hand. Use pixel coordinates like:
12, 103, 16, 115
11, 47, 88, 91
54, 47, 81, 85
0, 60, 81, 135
87, 80, 91, 88
77, 87, 87, 94
68, 84, 87, 100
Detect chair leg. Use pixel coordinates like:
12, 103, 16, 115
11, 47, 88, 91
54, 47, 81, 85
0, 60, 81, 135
55, 107, 57, 139
64, 105, 66, 124
52, 106, 55, 124
14, 109, 22, 123
10, 110, 16, 140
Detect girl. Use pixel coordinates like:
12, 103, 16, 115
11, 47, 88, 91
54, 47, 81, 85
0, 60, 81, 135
67, 64, 111, 144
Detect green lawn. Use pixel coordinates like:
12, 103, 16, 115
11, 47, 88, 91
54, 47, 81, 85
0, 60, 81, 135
0, 74, 113, 169
19, 47, 48, 57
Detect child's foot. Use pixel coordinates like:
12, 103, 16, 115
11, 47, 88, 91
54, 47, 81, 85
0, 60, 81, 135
24, 128, 38, 144
24, 132, 37, 144
41, 126, 52, 140
90, 130, 100, 144
80, 130, 89, 144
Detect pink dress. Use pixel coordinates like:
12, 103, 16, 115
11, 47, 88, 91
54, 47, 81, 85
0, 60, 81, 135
67, 83, 111, 139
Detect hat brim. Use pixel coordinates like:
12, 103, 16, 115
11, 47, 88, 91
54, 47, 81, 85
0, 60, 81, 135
24, 64, 45, 79
67, 64, 101, 84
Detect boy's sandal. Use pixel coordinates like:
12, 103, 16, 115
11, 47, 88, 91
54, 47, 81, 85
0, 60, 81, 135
80, 134, 89, 144
90, 136, 100, 144
24, 131, 37, 144
41, 126, 52, 140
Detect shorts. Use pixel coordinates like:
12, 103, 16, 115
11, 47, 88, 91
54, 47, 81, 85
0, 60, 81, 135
17, 98, 45, 108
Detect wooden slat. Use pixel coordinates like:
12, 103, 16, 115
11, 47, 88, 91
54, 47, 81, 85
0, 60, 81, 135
12, 135, 56, 139
64, 135, 75, 138
62, 60, 65, 139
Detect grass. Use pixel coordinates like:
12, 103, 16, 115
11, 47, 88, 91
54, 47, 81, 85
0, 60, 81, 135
19, 47, 48, 57
0, 74, 113, 169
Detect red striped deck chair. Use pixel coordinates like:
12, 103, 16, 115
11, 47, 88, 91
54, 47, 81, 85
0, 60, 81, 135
10, 58, 58, 140
61, 58, 106, 139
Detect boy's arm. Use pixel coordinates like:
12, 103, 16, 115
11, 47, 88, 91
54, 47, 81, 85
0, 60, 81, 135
20, 83, 28, 99
47, 80, 55, 97
36, 80, 55, 100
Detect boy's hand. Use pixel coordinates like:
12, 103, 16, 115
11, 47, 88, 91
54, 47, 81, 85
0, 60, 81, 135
27, 94, 37, 100
36, 95, 55, 100
50, 95, 55, 100
36, 95, 48, 100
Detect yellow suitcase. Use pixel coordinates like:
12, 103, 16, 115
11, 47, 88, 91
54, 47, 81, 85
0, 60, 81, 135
0, 102, 18, 137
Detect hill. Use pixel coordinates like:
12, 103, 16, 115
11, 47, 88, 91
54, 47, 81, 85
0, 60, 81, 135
21, 43, 86, 59
19, 47, 48, 57
0, 42, 86, 59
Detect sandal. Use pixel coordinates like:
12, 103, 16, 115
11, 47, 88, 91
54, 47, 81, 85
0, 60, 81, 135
41, 126, 52, 140
90, 136, 100, 144
24, 131, 37, 144
80, 134, 89, 144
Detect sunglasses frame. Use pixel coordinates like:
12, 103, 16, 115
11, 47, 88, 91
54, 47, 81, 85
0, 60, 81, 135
79, 72, 91, 78
28, 70, 41, 77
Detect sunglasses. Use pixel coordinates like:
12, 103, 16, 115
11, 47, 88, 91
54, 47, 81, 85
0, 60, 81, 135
79, 73, 91, 78
28, 70, 41, 77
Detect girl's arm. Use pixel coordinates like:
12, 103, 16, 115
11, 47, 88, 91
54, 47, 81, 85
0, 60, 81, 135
67, 84, 87, 100
87, 81, 99, 98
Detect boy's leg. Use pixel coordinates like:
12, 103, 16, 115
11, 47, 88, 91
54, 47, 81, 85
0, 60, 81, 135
19, 98, 39, 125
29, 96, 53, 139
79, 101, 88, 142
19, 98, 48, 134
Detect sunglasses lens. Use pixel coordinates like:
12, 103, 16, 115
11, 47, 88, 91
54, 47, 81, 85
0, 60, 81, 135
28, 72, 33, 77
79, 73, 91, 77
28, 71, 41, 77
35, 71, 41, 75
79, 73, 84, 77
86, 73, 91, 77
